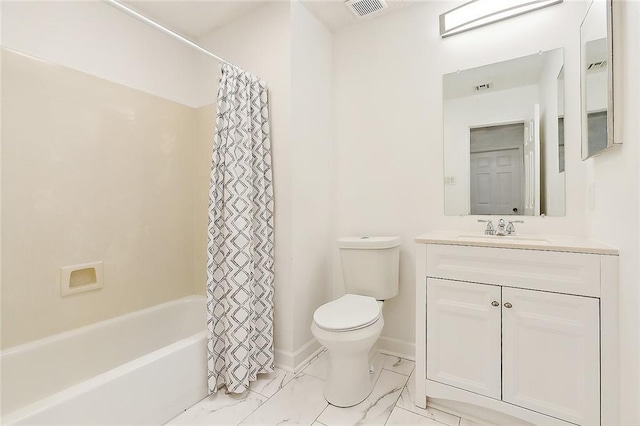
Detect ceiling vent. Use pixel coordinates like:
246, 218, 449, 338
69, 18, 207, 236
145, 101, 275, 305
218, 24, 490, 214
346, 0, 388, 18
587, 61, 607, 71
474, 83, 492, 92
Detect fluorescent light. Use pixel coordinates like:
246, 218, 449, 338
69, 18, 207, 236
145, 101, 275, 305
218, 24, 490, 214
440, 0, 563, 38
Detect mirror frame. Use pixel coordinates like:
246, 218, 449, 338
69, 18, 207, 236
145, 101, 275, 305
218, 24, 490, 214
580, 0, 617, 159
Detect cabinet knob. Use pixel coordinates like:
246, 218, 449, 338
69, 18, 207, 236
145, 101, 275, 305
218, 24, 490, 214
504, 302, 513, 309
491, 301, 500, 307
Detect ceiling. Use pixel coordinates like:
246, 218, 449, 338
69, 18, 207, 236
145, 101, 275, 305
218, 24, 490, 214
120, 0, 422, 40
300, 0, 419, 32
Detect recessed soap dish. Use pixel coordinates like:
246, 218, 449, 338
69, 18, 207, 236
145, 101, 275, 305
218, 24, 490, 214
60, 261, 104, 296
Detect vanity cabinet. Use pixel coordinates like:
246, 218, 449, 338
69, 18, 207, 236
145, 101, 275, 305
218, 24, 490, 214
415, 235, 619, 426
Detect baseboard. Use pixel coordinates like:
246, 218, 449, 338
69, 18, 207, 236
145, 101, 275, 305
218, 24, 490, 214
293, 338, 323, 372
277, 336, 414, 371
427, 399, 532, 426
377, 335, 415, 361
274, 338, 324, 373
274, 348, 294, 372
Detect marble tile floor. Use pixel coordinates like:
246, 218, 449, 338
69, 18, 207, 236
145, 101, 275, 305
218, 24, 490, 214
167, 351, 481, 426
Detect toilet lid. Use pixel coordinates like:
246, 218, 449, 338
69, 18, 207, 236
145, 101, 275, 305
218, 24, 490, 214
314, 294, 381, 332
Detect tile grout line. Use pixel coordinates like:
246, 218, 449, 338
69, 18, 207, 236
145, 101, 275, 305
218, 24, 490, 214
381, 366, 415, 377
391, 380, 462, 426
235, 381, 288, 426
235, 369, 303, 426
379, 379, 411, 425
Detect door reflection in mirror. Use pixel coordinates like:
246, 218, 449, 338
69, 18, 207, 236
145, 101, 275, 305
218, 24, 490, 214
469, 124, 524, 215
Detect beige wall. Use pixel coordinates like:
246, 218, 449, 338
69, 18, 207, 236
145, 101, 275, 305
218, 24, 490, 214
1, 48, 197, 349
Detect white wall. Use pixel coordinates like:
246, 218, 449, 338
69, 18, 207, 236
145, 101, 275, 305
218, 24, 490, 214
0, 1, 202, 107
290, 1, 334, 364
194, 2, 297, 366
585, 1, 640, 424
444, 85, 539, 215
332, 0, 589, 359
333, 0, 638, 422
195, 2, 334, 369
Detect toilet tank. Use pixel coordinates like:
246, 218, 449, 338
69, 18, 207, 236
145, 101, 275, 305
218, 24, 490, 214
338, 236, 400, 301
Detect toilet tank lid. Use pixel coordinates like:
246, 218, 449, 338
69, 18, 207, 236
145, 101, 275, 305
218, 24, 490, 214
338, 236, 401, 249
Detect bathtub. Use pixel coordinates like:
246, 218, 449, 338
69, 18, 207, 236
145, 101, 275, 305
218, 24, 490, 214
1, 295, 207, 425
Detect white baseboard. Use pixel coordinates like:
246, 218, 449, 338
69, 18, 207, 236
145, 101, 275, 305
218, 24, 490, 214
276, 336, 414, 372
377, 335, 415, 361
293, 339, 323, 372
274, 348, 294, 372
274, 338, 324, 373
428, 399, 532, 426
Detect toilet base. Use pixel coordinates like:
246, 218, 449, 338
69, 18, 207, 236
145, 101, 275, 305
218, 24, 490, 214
325, 352, 376, 407
311, 317, 384, 407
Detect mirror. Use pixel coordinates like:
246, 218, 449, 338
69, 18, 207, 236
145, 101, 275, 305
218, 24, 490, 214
443, 49, 566, 217
581, 0, 615, 158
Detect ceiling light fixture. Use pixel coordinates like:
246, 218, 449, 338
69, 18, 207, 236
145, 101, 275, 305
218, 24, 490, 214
440, 0, 563, 38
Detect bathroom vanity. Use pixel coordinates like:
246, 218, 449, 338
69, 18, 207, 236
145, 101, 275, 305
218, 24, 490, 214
415, 233, 619, 426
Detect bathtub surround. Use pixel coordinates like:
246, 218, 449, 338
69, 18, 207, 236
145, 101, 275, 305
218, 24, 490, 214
207, 63, 275, 394
0, 47, 197, 349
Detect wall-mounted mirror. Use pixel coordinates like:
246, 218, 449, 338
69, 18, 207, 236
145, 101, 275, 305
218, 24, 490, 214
443, 49, 566, 217
581, 0, 616, 158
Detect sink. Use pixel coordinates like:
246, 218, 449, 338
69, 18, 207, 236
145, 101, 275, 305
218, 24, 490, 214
456, 234, 551, 245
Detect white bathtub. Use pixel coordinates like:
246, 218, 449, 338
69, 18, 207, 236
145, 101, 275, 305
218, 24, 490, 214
1, 295, 207, 425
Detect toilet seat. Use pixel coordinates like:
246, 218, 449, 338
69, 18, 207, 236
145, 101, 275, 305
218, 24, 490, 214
313, 294, 381, 332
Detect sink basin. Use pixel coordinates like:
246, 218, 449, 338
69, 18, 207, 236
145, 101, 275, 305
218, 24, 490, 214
456, 234, 551, 245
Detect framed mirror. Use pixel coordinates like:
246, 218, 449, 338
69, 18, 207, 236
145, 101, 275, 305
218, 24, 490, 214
581, 0, 616, 159
443, 49, 566, 217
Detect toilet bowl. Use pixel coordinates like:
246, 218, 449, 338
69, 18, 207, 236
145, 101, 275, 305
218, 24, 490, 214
311, 294, 384, 407
311, 236, 400, 408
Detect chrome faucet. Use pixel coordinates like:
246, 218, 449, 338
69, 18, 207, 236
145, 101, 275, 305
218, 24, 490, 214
496, 219, 507, 236
506, 220, 524, 235
477, 219, 495, 235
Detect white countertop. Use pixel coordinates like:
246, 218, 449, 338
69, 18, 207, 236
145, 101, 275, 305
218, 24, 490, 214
415, 232, 619, 255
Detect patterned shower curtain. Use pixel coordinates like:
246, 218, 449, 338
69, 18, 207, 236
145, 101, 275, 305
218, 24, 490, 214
206, 63, 275, 394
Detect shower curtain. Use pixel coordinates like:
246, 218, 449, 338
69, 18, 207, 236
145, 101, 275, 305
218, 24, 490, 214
206, 63, 275, 394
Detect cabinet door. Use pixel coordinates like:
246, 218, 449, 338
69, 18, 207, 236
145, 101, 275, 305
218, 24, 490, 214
502, 287, 600, 425
426, 278, 501, 399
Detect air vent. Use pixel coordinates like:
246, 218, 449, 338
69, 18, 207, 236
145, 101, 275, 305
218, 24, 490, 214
474, 83, 492, 92
346, 0, 388, 18
587, 61, 607, 71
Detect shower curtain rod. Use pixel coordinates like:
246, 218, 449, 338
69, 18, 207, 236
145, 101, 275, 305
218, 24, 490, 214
102, 0, 238, 69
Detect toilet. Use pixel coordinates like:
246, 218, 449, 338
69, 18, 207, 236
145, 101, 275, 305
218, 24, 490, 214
311, 236, 400, 407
